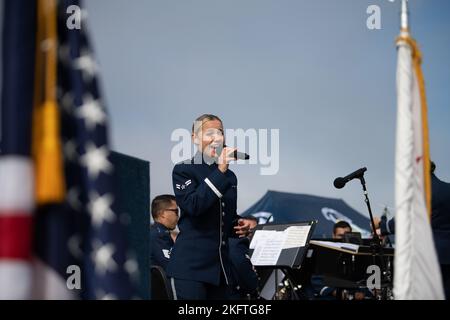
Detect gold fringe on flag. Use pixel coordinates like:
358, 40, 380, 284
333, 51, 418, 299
32, 0, 65, 204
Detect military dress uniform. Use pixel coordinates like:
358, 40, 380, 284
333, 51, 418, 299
379, 173, 450, 299
430, 173, 450, 299
150, 222, 174, 271
166, 152, 240, 300
228, 237, 259, 298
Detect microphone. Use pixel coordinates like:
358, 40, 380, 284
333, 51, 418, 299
333, 167, 367, 189
233, 150, 250, 160
219, 145, 250, 160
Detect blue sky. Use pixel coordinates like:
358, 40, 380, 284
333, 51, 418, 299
8, 0, 448, 217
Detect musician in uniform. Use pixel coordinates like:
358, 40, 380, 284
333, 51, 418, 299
166, 114, 254, 300
375, 162, 450, 299
311, 221, 367, 300
150, 194, 179, 271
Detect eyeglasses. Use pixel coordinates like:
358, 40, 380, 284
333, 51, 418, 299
165, 208, 179, 215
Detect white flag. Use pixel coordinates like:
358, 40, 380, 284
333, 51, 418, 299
393, 2, 445, 300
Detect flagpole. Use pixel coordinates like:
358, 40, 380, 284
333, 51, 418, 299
401, 0, 409, 32
394, 0, 445, 299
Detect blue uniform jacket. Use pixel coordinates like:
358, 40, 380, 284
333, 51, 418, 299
166, 152, 239, 286
431, 174, 450, 265
380, 174, 450, 265
228, 237, 258, 294
150, 222, 174, 270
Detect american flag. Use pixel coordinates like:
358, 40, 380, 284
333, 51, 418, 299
1, 0, 137, 299
0, 0, 36, 300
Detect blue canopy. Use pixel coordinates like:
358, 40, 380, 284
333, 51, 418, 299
241, 190, 372, 239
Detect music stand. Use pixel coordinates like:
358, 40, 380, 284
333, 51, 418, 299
249, 220, 317, 299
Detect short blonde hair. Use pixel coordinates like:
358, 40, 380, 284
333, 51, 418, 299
191, 114, 223, 134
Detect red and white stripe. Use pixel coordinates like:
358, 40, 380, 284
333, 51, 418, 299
0, 156, 34, 299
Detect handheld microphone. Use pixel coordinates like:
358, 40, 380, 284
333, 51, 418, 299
333, 167, 367, 189
219, 145, 250, 160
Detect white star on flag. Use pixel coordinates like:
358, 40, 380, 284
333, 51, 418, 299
91, 241, 118, 275
125, 256, 139, 277
124, 251, 140, 283
80, 143, 113, 179
75, 94, 106, 131
88, 192, 115, 227
73, 50, 99, 82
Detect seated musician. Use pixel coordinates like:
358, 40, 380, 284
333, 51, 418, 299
311, 221, 368, 300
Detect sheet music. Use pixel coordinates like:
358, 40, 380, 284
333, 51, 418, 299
250, 225, 312, 266
249, 230, 277, 250
250, 231, 286, 266
282, 225, 311, 249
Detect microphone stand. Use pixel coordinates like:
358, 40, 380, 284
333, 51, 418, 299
358, 175, 389, 299
359, 176, 378, 243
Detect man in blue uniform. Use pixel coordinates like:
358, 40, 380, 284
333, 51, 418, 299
374, 162, 450, 299
150, 194, 179, 271
166, 114, 253, 300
